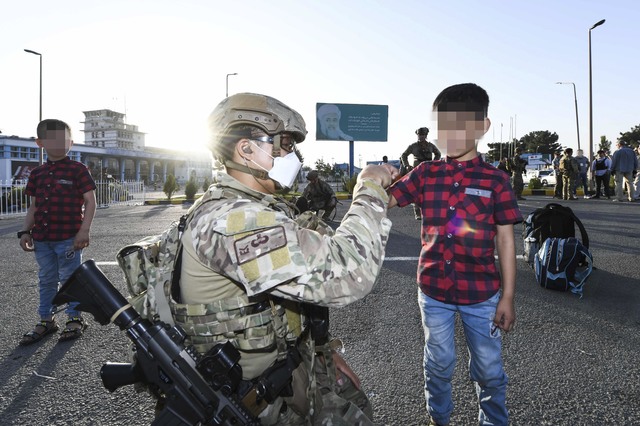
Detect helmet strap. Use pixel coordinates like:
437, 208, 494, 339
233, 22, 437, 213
223, 159, 269, 180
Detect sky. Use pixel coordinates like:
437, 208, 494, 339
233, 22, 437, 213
2, 0, 638, 169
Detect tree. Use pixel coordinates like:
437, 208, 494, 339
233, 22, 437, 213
598, 135, 612, 154
163, 174, 179, 200
313, 159, 333, 178
618, 124, 640, 147
486, 141, 517, 163
518, 131, 561, 155
184, 177, 198, 200
202, 176, 211, 192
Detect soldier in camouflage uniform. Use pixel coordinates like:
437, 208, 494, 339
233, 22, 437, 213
154, 93, 398, 425
508, 147, 527, 201
400, 127, 442, 220
559, 147, 579, 200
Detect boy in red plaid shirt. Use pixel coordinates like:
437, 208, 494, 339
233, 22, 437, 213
19, 119, 96, 345
389, 83, 522, 426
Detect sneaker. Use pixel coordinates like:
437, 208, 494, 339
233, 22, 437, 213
612, 199, 621, 202
583, 195, 590, 199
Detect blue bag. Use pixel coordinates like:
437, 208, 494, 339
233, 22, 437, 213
534, 237, 593, 298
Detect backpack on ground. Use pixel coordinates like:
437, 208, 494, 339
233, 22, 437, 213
534, 237, 593, 297
522, 203, 589, 266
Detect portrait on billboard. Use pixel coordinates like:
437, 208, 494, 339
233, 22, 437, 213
316, 104, 354, 141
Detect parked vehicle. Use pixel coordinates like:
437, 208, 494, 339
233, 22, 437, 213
537, 169, 557, 186
523, 169, 557, 186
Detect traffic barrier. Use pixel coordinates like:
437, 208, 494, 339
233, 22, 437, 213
0, 179, 146, 218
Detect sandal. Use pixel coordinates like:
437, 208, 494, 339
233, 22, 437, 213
58, 317, 87, 342
20, 320, 59, 345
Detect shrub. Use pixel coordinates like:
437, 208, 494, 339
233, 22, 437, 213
185, 178, 198, 200
202, 177, 211, 192
528, 177, 543, 189
342, 173, 358, 195
163, 175, 179, 200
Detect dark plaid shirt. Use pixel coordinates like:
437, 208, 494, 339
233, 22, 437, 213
390, 155, 523, 305
26, 157, 96, 241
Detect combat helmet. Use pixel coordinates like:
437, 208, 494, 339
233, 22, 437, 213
208, 93, 307, 160
415, 127, 429, 135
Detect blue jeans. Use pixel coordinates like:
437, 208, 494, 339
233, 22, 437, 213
34, 238, 82, 319
574, 172, 589, 195
418, 290, 508, 426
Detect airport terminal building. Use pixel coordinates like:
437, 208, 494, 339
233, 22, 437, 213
1, 109, 212, 185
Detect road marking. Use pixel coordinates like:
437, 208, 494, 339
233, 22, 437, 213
97, 256, 526, 266
384, 255, 526, 262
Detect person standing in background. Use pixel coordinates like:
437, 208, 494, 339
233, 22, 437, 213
574, 149, 590, 198
400, 127, 442, 220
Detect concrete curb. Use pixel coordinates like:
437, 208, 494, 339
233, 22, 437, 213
522, 188, 586, 196
144, 199, 195, 205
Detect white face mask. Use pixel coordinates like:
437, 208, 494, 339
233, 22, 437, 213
249, 141, 302, 189
268, 152, 303, 189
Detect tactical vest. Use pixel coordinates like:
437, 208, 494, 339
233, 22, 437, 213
595, 158, 607, 171
117, 181, 330, 368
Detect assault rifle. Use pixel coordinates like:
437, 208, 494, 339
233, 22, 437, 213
53, 260, 261, 426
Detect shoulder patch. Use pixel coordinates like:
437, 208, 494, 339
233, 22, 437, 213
234, 226, 287, 265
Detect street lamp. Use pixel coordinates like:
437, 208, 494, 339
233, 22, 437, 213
24, 48, 43, 164
588, 19, 605, 165
225, 73, 238, 97
556, 82, 581, 151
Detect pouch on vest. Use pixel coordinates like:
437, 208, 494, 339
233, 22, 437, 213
116, 219, 182, 320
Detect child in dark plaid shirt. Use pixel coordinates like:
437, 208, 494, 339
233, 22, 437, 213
18, 119, 96, 345
389, 83, 522, 426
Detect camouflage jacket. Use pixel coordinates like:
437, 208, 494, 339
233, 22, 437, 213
508, 155, 527, 175
401, 140, 442, 168
559, 155, 578, 175
184, 171, 391, 306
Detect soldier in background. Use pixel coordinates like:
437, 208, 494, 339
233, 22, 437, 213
497, 157, 511, 176
508, 147, 527, 201
559, 147, 579, 200
401, 127, 442, 219
298, 170, 338, 221
159, 93, 398, 425
552, 151, 563, 199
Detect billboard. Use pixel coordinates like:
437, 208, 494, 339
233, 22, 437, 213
316, 103, 388, 141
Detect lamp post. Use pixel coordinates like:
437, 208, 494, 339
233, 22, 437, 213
556, 82, 581, 151
225, 73, 238, 97
588, 19, 605, 165
24, 48, 43, 165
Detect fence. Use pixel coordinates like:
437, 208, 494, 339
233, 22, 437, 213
0, 179, 147, 218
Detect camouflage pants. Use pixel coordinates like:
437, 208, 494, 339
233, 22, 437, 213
562, 175, 575, 199
511, 174, 524, 198
274, 353, 373, 426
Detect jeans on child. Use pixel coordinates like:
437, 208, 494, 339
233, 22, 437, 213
418, 290, 508, 426
34, 238, 82, 318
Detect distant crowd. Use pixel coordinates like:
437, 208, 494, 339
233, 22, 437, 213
496, 142, 640, 202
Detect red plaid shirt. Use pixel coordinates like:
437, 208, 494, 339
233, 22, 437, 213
26, 157, 96, 241
390, 155, 522, 305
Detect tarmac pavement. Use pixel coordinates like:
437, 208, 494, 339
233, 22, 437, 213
0, 195, 638, 425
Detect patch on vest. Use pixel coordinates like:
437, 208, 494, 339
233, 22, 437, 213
234, 226, 287, 265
